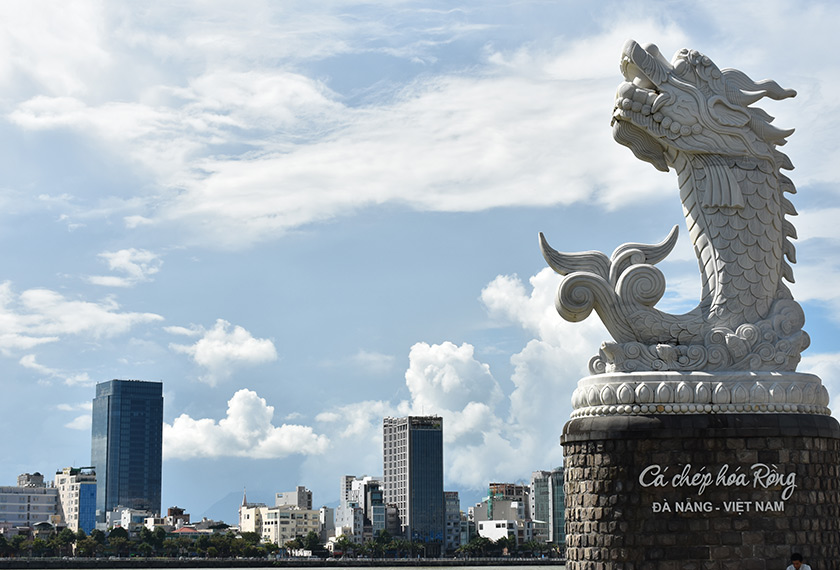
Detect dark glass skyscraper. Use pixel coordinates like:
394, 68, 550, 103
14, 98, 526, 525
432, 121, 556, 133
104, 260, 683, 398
91, 379, 163, 521
383, 416, 444, 553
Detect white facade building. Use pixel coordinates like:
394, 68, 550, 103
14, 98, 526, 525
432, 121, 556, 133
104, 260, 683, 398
319, 506, 334, 543
338, 475, 385, 541
239, 498, 320, 546
334, 502, 365, 544
470, 484, 535, 548
54, 467, 96, 533
477, 519, 533, 545
106, 507, 153, 536
0, 473, 60, 531
276, 486, 312, 510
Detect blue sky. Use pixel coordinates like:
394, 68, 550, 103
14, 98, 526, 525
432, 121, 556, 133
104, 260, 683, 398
3, 1, 840, 522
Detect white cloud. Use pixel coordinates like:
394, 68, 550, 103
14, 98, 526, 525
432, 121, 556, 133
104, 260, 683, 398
0, 281, 162, 355
56, 402, 92, 412
304, 400, 398, 495
403, 341, 504, 415
57, 401, 93, 430
65, 414, 92, 431
799, 353, 840, 417
164, 388, 329, 459
5, 4, 838, 252
301, 267, 617, 492
0, 2, 111, 97
87, 248, 162, 287
481, 268, 608, 351
169, 319, 277, 385
163, 325, 201, 337
0, 15, 660, 249
19, 354, 93, 386
351, 350, 396, 375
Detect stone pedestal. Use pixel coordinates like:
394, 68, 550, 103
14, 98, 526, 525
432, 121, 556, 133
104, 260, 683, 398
562, 413, 840, 570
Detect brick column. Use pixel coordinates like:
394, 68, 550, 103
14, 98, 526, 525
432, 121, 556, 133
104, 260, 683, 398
562, 414, 840, 570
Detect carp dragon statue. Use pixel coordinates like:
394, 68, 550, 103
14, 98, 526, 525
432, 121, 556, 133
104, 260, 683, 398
540, 40, 829, 416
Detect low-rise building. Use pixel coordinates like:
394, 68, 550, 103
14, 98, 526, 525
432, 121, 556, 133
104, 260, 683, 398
470, 483, 534, 548
106, 507, 153, 536
476, 519, 533, 545
0, 473, 60, 532
239, 490, 320, 545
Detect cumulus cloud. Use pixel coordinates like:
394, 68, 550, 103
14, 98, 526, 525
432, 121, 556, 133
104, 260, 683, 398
169, 319, 277, 385
164, 389, 329, 459
403, 341, 504, 415
481, 268, 608, 351
799, 353, 840, 416
306, 337, 559, 490
87, 248, 162, 287
302, 268, 614, 492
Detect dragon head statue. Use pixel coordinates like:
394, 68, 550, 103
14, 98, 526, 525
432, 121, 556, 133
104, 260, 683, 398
612, 40, 796, 172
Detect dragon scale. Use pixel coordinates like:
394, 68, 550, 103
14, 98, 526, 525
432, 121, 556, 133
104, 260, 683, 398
540, 40, 809, 374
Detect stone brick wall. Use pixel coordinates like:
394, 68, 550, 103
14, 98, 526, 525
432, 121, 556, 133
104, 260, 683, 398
562, 414, 840, 570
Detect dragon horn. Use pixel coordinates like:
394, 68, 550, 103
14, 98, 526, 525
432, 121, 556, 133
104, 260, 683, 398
539, 232, 610, 279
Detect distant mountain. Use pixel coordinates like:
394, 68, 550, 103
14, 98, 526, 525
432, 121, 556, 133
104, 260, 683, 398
199, 488, 273, 524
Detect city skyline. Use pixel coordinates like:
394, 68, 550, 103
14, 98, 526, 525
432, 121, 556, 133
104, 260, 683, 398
2, 1, 840, 521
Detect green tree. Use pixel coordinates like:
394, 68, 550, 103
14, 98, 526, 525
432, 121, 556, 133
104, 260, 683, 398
388, 537, 410, 558
137, 542, 154, 557
494, 535, 516, 555
406, 541, 423, 557
108, 526, 129, 541
75, 537, 100, 558
459, 535, 491, 557
241, 542, 265, 557
303, 530, 321, 551
209, 533, 232, 557
30, 538, 49, 557
89, 529, 106, 545
194, 534, 211, 557
152, 527, 167, 551
240, 531, 262, 545
108, 536, 129, 558
285, 537, 303, 552
9, 535, 28, 558
139, 526, 154, 546
52, 527, 76, 557
161, 538, 180, 557
333, 535, 352, 557
175, 536, 193, 557
521, 539, 547, 557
